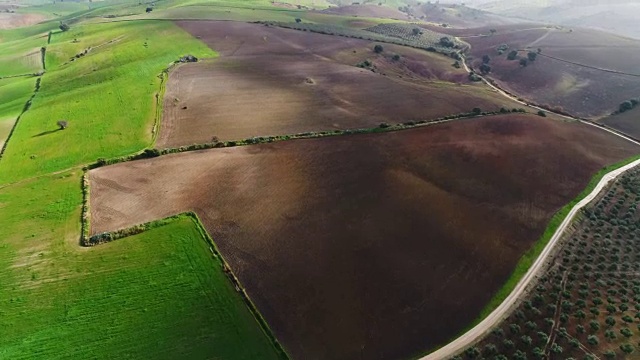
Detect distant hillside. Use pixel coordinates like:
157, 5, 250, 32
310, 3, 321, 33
465, 0, 640, 39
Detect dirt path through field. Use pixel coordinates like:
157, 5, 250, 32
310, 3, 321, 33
421, 150, 640, 360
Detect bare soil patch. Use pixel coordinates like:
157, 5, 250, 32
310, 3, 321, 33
159, 21, 520, 147
91, 114, 639, 360
464, 26, 640, 118
0, 12, 47, 29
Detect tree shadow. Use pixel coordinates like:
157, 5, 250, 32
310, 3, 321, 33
32, 128, 62, 137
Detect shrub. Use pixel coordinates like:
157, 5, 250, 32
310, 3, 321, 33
374, 44, 384, 53
537, 110, 546, 117
527, 51, 538, 61
519, 58, 528, 67
507, 50, 518, 60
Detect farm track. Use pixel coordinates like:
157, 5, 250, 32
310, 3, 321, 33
421, 155, 640, 359
532, 52, 640, 77
420, 42, 640, 359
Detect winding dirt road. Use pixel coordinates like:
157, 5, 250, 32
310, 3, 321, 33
420, 51, 640, 360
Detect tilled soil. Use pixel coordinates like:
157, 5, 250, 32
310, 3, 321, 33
91, 114, 640, 360
157, 21, 520, 148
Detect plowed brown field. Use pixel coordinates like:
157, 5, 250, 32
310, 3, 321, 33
157, 21, 522, 148
91, 114, 639, 360
463, 25, 640, 118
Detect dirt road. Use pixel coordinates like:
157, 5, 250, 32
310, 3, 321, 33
422, 49, 640, 360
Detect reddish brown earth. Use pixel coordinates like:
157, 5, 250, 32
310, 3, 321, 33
463, 25, 640, 118
601, 107, 640, 140
91, 114, 640, 360
158, 21, 521, 147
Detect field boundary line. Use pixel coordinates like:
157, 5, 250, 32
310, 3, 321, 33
80, 211, 290, 359
531, 52, 640, 77
0, 73, 39, 80
86, 110, 527, 170
0, 76, 42, 162
421, 155, 640, 359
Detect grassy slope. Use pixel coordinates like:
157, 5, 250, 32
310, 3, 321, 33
0, 33, 45, 77
0, 172, 283, 359
0, 20, 216, 183
0, 76, 36, 145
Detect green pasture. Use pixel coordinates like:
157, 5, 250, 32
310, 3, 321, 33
14, 1, 91, 17
0, 20, 216, 184
0, 76, 37, 145
0, 172, 283, 360
0, 34, 45, 77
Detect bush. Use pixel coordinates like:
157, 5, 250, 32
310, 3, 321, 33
528, 51, 538, 61
374, 44, 384, 53
507, 50, 518, 60
537, 110, 546, 117
519, 58, 528, 67
439, 36, 455, 48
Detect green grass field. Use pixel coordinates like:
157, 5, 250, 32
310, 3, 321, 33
0, 76, 37, 146
0, 20, 216, 183
0, 34, 45, 77
0, 172, 284, 359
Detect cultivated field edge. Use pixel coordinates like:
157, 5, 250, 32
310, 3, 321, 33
422, 153, 640, 359
80, 210, 291, 359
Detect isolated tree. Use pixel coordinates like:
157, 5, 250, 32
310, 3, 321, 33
472, 107, 482, 115
479, 63, 491, 74
619, 100, 635, 113
621, 327, 633, 338
489, 28, 497, 35
59, 23, 70, 32
412, 27, 421, 35
57, 120, 68, 130
605, 329, 616, 341
532, 347, 544, 359
513, 350, 527, 360
482, 54, 491, 64
527, 51, 538, 62
590, 320, 600, 331
439, 36, 455, 48
621, 343, 634, 354
507, 50, 518, 60
502, 339, 514, 349
483, 344, 497, 356
519, 58, 528, 67
373, 44, 384, 53
295, 18, 302, 23
606, 316, 616, 327
465, 346, 480, 358
587, 335, 599, 346
604, 350, 615, 359
551, 343, 563, 354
